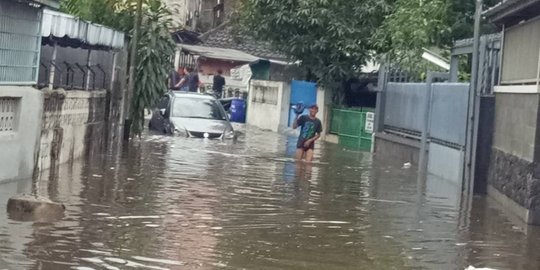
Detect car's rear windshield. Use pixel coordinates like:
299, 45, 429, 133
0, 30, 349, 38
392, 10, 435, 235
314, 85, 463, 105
173, 97, 226, 120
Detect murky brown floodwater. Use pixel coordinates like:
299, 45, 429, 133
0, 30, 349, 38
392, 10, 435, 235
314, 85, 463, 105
2, 125, 540, 270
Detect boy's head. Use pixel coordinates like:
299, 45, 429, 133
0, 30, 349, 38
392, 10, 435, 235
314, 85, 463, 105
185, 67, 193, 73
217, 69, 223, 75
308, 104, 319, 117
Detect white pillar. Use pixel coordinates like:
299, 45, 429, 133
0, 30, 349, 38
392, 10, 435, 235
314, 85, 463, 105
85, 49, 92, 90
48, 43, 57, 90
110, 52, 118, 90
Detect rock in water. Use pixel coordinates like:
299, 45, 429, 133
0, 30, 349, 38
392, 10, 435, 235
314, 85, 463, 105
7, 195, 65, 222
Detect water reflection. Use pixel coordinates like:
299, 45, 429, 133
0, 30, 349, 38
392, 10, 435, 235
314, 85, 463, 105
1, 126, 540, 269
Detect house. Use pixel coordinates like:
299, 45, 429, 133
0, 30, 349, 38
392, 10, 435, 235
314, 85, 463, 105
0, 0, 127, 183
484, 0, 540, 224
164, 0, 236, 33
172, 20, 298, 96
0, 0, 60, 182
197, 23, 300, 80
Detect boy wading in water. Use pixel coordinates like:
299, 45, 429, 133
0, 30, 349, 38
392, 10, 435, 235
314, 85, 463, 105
293, 104, 322, 162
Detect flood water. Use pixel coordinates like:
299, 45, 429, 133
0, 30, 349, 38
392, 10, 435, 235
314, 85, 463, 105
2, 125, 540, 270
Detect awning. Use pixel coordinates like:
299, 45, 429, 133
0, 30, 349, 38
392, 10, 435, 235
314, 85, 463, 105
41, 9, 125, 49
483, 0, 540, 24
179, 44, 260, 62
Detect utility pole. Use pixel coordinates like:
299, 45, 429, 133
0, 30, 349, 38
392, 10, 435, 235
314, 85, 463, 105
124, 0, 143, 141
464, 0, 482, 202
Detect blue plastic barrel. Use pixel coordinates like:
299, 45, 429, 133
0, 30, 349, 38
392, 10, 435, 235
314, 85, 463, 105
230, 99, 246, 123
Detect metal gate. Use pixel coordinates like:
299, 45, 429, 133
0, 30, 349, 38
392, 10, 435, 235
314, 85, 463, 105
288, 80, 317, 126
330, 108, 374, 151
379, 73, 470, 182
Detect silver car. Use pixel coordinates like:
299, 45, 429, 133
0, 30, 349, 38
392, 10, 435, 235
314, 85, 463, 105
149, 91, 236, 140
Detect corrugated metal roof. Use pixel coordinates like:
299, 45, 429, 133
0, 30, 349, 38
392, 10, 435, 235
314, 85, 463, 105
180, 44, 260, 62
41, 9, 125, 49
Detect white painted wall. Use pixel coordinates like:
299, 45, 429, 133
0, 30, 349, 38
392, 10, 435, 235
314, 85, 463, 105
246, 80, 290, 132
316, 87, 330, 140
0, 87, 43, 183
38, 90, 107, 172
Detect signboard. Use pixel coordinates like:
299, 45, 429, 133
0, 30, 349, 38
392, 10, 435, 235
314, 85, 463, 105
365, 112, 375, 134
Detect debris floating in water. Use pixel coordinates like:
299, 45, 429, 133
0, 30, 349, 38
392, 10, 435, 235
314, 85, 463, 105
402, 162, 412, 169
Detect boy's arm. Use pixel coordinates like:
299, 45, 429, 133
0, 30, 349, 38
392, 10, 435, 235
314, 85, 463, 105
293, 115, 303, 129
175, 77, 186, 88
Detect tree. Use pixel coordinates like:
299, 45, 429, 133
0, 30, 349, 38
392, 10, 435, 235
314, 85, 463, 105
234, 0, 390, 93
60, 0, 175, 136
131, 1, 176, 135
373, 0, 499, 70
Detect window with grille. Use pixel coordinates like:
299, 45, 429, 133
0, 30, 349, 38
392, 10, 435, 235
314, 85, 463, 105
501, 17, 540, 84
0, 97, 19, 133
0, 1, 41, 85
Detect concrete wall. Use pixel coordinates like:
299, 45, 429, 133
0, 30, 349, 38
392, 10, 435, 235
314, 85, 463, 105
492, 93, 539, 161
488, 92, 540, 224
0, 87, 43, 183
246, 80, 290, 132
374, 133, 420, 166
38, 90, 108, 172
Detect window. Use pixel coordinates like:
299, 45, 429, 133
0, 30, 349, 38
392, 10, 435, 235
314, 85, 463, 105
173, 97, 226, 120
0, 1, 41, 84
0, 97, 19, 133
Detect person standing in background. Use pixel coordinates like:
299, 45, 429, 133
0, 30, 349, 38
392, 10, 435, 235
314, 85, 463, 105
213, 69, 226, 98
176, 67, 199, 92
169, 67, 182, 90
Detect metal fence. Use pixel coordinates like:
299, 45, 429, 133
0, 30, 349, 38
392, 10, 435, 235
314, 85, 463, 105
382, 82, 469, 148
38, 45, 115, 90
429, 83, 469, 147
0, 1, 41, 84
383, 83, 426, 137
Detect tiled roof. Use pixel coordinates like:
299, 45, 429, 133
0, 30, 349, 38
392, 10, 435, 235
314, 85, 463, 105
199, 23, 288, 61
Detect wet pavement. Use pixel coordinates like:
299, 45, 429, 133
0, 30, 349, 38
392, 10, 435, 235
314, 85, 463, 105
2, 125, 540, 270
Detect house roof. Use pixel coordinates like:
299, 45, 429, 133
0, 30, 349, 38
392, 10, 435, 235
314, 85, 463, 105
198, 23, 288, 61
179, 44, 260, 63
484, 0, 540, 25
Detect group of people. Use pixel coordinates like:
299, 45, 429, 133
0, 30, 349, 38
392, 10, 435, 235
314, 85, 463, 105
169, 66, 321, 162
169, 67, 226, 98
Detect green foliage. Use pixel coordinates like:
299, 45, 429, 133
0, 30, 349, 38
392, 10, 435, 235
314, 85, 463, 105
374, 0, 500, 70
234, 0, 390, 90
60, 0, 176, 136
131, 1, 176, 136
60, 0, 135, 31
